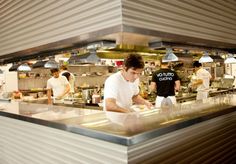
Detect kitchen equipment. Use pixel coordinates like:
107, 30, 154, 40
64, 98, 84, 104
82, 89, 93, 102
92, 93, 101, 104
221, 77, 235, 88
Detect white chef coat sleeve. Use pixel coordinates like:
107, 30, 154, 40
47, 79, 52, 89
104, 78, 118, 99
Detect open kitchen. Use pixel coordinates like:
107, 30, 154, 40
0, 0, 236, 163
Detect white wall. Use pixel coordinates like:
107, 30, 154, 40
0, 64, 18, 93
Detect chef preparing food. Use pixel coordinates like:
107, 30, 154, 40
103, 53, 153, 113
47, 68, 70, 104
190, 61, 212, 100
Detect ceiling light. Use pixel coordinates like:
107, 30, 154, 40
17, 63, 31, 72
199, 52, 213, 63
162, 48, 178, 62
224, 54, 236, 64
44, 56, 58, 68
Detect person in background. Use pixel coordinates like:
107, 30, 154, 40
62, 71, 74, 97
191, 61, 212, 100
104, 53, 153, 113
60, 65, 75, 93
150, 60, 180, 108
47, 68, 70, 104
62, 72, 71, 81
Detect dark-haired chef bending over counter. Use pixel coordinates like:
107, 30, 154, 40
104, 53, 153, 113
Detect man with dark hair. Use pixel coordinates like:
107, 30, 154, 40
150, 60, 180, 108
104, 54, 153, 113
47, 68, 70, 104
193, 60, 202, 68
191, 61, 212, 100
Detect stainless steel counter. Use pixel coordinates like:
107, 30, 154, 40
0, 94, 236, 146
176, 88, 236, 103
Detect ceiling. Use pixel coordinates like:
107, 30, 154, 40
1, 26, 235, 64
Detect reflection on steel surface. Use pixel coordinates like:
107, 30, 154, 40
0, 94, 235, 145
81, 120, 109, 127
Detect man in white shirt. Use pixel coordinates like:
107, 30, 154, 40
104, 54, 153, 113
191, 61, 212, 100
47, 68, 70, 104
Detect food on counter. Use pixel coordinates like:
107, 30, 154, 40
30, 88, 44, 91
80, 83, 90, 88
12, 91, 23, 99
130, 105, 148, 112
18, 73, 27, 79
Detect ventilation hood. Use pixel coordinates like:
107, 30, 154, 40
1, 24, 236, 65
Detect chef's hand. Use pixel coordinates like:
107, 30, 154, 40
188, 83, 193, 89
144, 100, 153, 109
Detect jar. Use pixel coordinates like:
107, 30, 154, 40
92, 94, 101, 104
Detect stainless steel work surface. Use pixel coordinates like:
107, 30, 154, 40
0, 94, 236, 145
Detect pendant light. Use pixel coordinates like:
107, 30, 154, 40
162, 48, 178, 62
32, 57, 47, 68
224, 54, 236, 64
17, 63, 32, 72
44, 56, 58, 68
199, 51, 213, 63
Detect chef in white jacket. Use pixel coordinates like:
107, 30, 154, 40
191, 61, 212, 100
47, 68, 70, 104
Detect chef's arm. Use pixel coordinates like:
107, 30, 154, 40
47, 89, 52, 104
57, 84, 70, 99
132, 94, 153, 108
105, 98, 130, 113
175, 80, 181, 91
191, 79, 203, 87
149, 82, 157, 92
